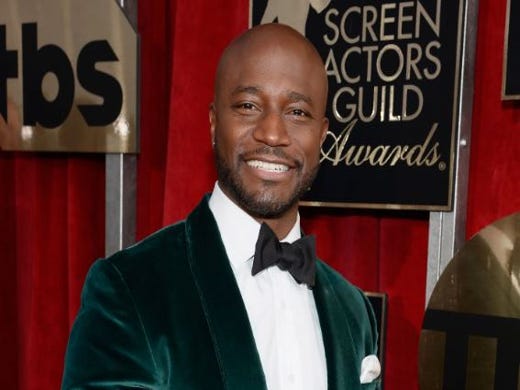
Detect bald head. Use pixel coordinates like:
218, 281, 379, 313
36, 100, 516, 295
214, 23, 328, 114
209, 23, 329, 229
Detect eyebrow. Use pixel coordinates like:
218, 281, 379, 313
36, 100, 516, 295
231, 85, 313, 105
287, 91, 312, 105
231, 85, 261, 96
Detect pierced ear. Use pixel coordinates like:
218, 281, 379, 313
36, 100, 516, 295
320, 117, 329, 146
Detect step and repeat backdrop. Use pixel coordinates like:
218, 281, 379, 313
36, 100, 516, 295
0, 0, 138, 153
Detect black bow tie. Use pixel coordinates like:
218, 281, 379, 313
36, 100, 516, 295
252, 222, 316, 287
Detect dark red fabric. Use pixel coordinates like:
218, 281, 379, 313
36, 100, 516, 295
135, 0, 172, 239
0, 154, 105, 390
0, 0, 518, 388
466, 0, 520, 237
0, 154, 19, 390
162, 1, 248, 226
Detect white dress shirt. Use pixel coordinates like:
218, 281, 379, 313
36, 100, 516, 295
208, 183, 327, 390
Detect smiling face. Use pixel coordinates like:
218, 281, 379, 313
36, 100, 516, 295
210, 24, 329, 223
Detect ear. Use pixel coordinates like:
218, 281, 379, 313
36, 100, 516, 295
319, 117, 329, 146
209, 103, 216, 147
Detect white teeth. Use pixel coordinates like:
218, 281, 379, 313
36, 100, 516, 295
247, 160, 289, 172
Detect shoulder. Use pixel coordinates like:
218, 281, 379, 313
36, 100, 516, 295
106, 221, 187, 274
81, 222, 189, 299
105, 195, 214, 276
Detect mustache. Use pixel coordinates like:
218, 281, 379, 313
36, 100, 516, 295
240, 146, 302, 168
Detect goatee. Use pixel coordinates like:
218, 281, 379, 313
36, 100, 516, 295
214, 142, 319, 219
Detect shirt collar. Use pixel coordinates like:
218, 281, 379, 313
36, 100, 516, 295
208, 182, 301, 268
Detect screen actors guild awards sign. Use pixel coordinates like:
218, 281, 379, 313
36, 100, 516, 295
251, 0, 465, 210
0, 0, 138, 153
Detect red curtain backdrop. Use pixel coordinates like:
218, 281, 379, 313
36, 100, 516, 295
466, 0, 520, 237
0, 0, 518, 389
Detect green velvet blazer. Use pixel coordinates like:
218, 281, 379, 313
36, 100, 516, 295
62, 197, 379, 389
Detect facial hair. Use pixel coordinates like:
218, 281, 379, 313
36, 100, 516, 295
214, 141, 319, 219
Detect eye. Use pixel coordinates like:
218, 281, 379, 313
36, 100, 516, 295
234, 102, 257, 111
288, 108, 312, 119
291, 109, 308, 117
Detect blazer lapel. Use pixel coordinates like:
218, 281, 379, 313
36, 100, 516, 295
185, 197, 267, 390
313, 262, 362, 390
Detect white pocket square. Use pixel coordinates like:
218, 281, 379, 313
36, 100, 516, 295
359, 354, 381, 384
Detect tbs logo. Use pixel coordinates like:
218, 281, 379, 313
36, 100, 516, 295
0, 23, 122, 128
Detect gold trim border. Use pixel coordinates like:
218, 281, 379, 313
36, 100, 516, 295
300, 200, 451, 211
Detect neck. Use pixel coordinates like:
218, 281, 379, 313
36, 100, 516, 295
257, 207, 299, 240
215, 181, 299, 239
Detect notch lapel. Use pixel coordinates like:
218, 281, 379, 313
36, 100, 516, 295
185, 197, 267, 390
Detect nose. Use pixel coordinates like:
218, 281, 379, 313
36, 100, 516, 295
252, 111, 290, 146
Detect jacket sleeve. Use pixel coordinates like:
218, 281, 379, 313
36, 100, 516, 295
61, 259, 161, 389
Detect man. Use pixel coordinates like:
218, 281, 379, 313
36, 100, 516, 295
62, 23, 380, 389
